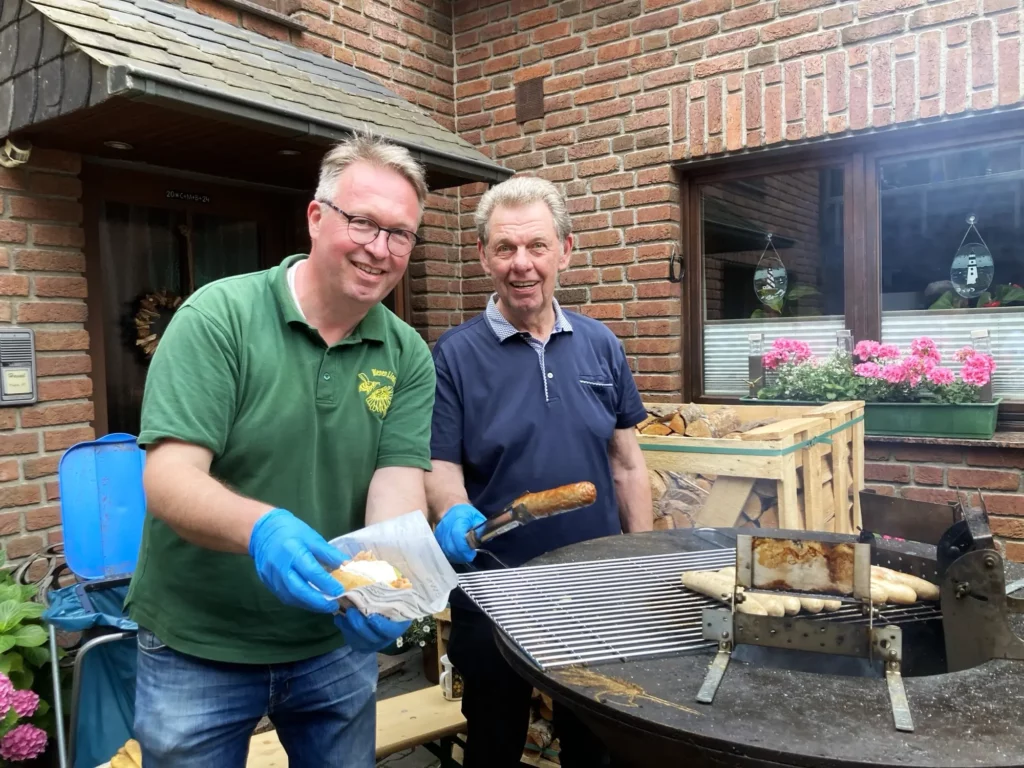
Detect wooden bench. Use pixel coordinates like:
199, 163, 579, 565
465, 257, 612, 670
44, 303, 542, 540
245, 685, 467, 767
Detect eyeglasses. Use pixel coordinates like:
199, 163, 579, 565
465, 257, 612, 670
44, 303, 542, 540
316, 199, 421, 257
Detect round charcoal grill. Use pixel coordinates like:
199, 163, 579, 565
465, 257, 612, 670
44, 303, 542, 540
460, 527, 1024, 768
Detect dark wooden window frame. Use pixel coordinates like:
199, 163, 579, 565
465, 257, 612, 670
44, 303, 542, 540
677, 114, 1024, 429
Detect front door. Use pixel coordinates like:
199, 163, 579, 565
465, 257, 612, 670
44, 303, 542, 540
84, 165, 412, 437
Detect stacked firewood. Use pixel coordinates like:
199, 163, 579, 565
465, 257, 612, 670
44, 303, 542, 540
635, 403, 777, 440
525, 689, 560, 764
650, 471, 784, 531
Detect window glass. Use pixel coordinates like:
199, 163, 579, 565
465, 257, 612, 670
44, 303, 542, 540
701, 169, 845, 396
879, 143, 1024, 399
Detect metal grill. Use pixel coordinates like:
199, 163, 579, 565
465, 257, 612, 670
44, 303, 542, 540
457, 550, 943, 670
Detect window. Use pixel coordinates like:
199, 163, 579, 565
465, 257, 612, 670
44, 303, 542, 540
698, 166, 846, 396
879, 143, 1024, 400
681, 123, 1024, 426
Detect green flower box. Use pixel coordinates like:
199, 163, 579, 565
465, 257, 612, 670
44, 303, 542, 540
741, 397, 1001, 439
862, 399, 1001, 440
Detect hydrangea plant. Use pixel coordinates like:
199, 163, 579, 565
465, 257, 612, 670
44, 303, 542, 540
0, 671, 46, 763
756, 336, 996, 405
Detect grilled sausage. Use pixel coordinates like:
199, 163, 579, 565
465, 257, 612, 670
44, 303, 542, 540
872, 565, 939, 601
514, 482, 598, 517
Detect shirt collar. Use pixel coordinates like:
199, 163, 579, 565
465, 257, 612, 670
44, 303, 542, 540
484, 293, 573, 343
271, 254, 387, 344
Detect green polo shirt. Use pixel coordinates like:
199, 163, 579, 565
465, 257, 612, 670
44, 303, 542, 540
124, 254, 435, 664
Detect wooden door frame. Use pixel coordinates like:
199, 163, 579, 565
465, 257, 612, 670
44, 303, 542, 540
82, 163, 309, 436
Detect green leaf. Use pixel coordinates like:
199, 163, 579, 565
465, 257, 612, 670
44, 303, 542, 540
929, 291, 955, 310
976, 291, 992, 307
18, 585, 37, 603
9, 668, 32, 691
0, 707, 16, 740
11, 624, 47, 648
786, 284, 820, 299
0, 586, 21, 605
0, 636, 16, 655
34, 699, 49, 716
0, 652, 24, 675
20, 646, 48, 668
1002, 286, 1024, 304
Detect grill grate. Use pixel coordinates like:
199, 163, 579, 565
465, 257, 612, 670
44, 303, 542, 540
457, 549, 943, 670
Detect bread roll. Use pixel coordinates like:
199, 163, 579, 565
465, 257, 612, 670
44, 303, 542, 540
681, 571, 768, 616
330, 551, 411, 591
799, 597, 825, 613
869, 579, 890, 604
872, 565, 939, 601
715, 567, 787, 617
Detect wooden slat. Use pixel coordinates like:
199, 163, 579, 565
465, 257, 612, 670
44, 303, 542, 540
642, 449, 783, 479
243, 687, 467, 767
696, 476, 756, 528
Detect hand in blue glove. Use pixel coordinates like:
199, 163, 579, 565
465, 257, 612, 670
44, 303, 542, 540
334, 608, 412, 654
248, 508, 346, 614
434, 503, 487, 564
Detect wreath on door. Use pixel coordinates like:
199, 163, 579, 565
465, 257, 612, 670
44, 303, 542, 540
133, 290, 185, 359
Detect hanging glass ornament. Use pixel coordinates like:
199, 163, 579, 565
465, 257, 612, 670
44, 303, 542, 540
753, 232, 788, 310
950, 214, 994, 299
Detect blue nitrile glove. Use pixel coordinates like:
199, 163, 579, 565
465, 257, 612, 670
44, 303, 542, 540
434, 503, 487, 564
248, 508, 347, 614
334, 608, 412, 654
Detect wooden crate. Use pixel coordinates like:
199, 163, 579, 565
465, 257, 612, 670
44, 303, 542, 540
639, 401, 865, 534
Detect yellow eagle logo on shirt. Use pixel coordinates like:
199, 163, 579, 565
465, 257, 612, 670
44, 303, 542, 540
357, 369, 396, 417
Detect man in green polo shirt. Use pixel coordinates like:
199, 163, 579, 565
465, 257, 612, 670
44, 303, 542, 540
125, 133, 436, 767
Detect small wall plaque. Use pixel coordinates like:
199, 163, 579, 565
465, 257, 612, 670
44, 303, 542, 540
515, 77, 545, 124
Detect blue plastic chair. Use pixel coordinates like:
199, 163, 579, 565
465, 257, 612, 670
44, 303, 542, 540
43, 433, 147, 768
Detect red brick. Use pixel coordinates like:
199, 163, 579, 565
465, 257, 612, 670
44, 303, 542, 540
545, 73, 584, 93
688, 99, 706, 156
858, 0, 922, 16
8, 197, 82, 223
948, 467, 1020, 491
895, 58, 915, 121
842, 16, 906, 43
780, 30, 839, 59
624, 299, 678, 317
778, 0, 834, 12
35, 331, 89, 351
0, 461, 18, 482
868, 484, 899, 496
0, 275, 28, 296
998, 38, 1020, 106
822, 5, 854, 26
680, 0, 730, 20
38, 377, 92, 402
695, 52, 744, 78
866, 462, 910, 483
912, 465, 944, 485
630, 51, 676, 74
585, 61, 630, 83
5, 535, 45, 560
589, 97, 634, 119
16, 301, 86, 324
45, 481, 59, 501
0, 431, 37, 456
23, 455, 59, 480
990, 517, 1024, 539
723, 3, 775, 29
25, 505, 60, 531
546, 109, 587, 129
909, 0, 978, 28
670, 18, 718, 43
806, 78, 824, 137
946, 46, 968, 113
28, 173, 82, 198
632, 8, 679, 34
762, 14, 819, 42
21, 403, 94, 428
633, 374, 680, 391
996, 10, 1019, 34
981, 493, 1024, 516
946, 22, 968, 45
544, 37, 583, 57
825, 51, 847, 113
43, 427, 94, 452
784, 61, 803, 121
521, 6, 557, 28
707, 28, 758, 55
582, 303, 624, 320
0, 512, 18, 536
0, 484, 40, 509
871, 42, 893, 105
966, 448, 1024, 469
12, 249, 85, 272
901, 487, 964, 505
919, 31, 941, 97
1004, 540, 1024, 563
0, 222, 27, 244
971, 19, 994, 87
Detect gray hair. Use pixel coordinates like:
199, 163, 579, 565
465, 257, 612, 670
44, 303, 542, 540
315, 131, 428, 207
475, 176, 572, 246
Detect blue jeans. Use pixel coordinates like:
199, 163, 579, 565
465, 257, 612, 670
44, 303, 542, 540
133, 627, 378, 767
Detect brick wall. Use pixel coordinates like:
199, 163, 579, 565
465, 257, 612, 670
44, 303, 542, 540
866, 441, 1024, 559
0, 150, 90, 573
448, 0, 1024, 395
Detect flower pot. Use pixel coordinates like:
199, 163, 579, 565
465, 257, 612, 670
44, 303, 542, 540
862, 399, 1001, 439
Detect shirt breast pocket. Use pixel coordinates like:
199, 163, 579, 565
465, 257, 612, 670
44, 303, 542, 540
578, 372, 618, 416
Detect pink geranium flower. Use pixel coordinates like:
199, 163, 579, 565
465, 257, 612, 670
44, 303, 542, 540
910, 337, 941, 363
927, 367, 955, 386
881, 363, 907, 384
854, 362, 882, 378
876, 344, 901, 360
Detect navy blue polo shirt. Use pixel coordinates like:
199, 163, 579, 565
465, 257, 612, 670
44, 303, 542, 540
431, 295, 648, 586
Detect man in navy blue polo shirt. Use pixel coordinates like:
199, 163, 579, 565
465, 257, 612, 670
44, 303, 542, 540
426, 176, 653, 768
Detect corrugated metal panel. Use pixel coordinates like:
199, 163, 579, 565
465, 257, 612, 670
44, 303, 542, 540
881, 309, 1024, 400
703, 317, 846, 396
